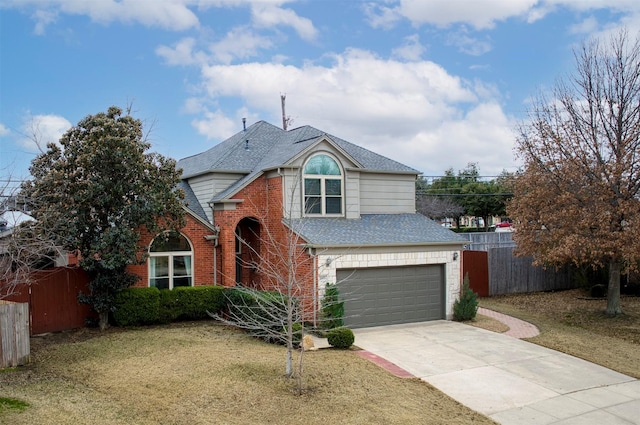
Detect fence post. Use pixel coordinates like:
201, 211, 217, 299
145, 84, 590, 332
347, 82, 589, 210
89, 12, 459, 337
0, 301, 31, 368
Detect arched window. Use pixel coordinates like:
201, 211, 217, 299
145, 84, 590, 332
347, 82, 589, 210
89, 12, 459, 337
303, 154, 343, 216
148, 232, 193, 289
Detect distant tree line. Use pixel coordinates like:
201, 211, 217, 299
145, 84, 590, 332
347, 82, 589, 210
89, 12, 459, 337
415, 163, 515, 231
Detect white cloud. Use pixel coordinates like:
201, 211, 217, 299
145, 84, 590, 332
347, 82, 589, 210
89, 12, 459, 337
251, 3, 317, 41
32, 8, 57, 35
392, 34, 426, 61
192, 48, 516, 175
569, 16, 600, 35
209, 27, 275, 64
366, 0, 640, 31
6, 0, 317, 40
191, 109, 236, 140
363, 3, 402, 30
5, 0, 201, 33
447, 30, 493, 56
157, 28, 275, 66
0, 123, 10, 137
372, 0, 539, 30
19, 114, 72, 152
156, 37, 206, 66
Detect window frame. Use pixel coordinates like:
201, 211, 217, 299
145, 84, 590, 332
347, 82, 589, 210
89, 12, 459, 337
148, 231, 194, 290
302, 153, 344, 217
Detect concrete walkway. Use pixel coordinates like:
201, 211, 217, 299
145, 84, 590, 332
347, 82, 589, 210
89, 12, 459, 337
478, 307, 540, 339
352, 320, 640, 425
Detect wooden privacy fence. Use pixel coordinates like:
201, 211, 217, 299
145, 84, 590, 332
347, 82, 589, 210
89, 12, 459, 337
461, 233, 573, 295
462, 250, 489, 297
488, 247, 573, 295
4, 268, 94, 335
0, 301, 30, 368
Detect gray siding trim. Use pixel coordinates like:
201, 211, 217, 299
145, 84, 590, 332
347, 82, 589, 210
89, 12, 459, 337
360, 174, 416, 214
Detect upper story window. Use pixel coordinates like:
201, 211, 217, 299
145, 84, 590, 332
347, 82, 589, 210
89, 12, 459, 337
148, 232, 193, 290
303, 154, 343, 216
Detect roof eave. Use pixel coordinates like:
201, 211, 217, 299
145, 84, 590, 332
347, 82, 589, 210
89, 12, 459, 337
181, 205, 217, 231
182, 169, 251, 180
345, 167, 420, 175
300, 240, 467, 250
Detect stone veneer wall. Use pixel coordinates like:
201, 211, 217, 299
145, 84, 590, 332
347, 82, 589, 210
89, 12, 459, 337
316, 250, 461, 320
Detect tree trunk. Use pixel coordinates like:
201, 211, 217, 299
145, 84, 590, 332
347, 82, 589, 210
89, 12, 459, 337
99, 311, 109, 331
606, 259, 623, 316
285, 346, 293, 377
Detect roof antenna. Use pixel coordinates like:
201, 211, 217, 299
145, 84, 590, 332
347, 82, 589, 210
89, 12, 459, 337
242, 118, 249, 151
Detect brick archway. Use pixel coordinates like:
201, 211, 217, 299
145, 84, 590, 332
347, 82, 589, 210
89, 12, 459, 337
235, 217, 261, 287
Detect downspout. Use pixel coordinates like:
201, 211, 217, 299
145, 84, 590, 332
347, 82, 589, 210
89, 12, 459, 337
204, 230, 219, 286
308, 247, 317, 325
206, 201, 219, 286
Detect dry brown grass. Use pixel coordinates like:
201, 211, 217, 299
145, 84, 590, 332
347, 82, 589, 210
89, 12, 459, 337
465, 314, 510, 334
479, 289, 640, 378
1, 321, 495, 425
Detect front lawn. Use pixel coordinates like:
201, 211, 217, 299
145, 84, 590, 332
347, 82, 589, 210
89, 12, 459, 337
1, 322, 495, 425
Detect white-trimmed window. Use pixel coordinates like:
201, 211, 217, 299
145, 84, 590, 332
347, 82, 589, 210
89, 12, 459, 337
148, 232, 193, 289
303, 154, 343, 216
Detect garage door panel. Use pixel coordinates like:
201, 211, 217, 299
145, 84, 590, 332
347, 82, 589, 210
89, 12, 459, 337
337, 265, 444, 328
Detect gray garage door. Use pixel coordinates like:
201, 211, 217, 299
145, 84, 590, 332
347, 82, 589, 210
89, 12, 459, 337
336, 265, 444, 328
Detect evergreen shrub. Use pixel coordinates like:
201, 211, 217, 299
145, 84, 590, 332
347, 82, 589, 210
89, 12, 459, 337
327, 327, 354, 349
453, 273, 479, 321
321, 283, 344, 329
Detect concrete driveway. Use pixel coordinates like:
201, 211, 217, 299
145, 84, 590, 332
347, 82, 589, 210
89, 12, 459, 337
353, 321, 640, 425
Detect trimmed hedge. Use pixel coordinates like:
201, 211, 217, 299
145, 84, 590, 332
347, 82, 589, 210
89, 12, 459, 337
112, 287, 160, 326
160, 286, 226, 323
112, 285, 226, 327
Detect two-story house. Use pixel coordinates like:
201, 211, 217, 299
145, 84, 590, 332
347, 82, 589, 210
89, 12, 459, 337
130, 121, 467, 328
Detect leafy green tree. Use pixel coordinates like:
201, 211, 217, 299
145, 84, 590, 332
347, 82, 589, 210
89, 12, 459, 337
509, 29, 640, 316
460, 180, 508, 230
22, 106, 185, 329
417, 164, 511, 229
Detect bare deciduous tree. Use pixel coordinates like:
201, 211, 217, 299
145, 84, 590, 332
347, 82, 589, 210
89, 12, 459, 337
1, 174, 60, 300
210, 167, 348, 394
509, 29, 640, 316
416, 194, 464, 221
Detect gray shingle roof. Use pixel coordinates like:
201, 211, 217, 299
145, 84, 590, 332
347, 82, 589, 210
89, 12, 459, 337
177, 121, 419, 202
177, 181, 208, 222
285, 214, 467, 247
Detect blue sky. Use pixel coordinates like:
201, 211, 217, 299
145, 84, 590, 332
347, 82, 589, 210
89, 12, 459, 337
1, 0, 639, 187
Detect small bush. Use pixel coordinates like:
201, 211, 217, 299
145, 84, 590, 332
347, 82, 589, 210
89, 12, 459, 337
327, 327, 354, 349
112, 287, 160, 326
453, 273, 478, 321
589, 284, 607, 298
321, 283, 344, 329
